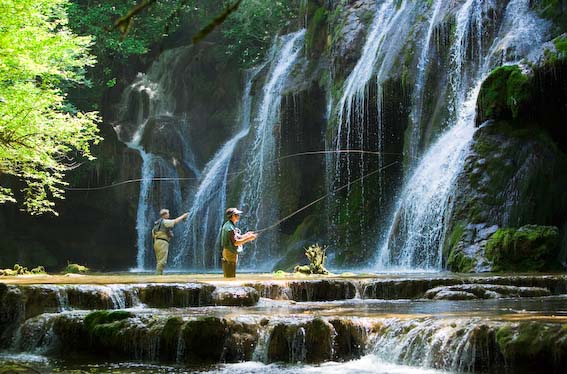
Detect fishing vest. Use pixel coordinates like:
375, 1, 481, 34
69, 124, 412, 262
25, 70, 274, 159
152, 218, 172, 241
220, 220, 240, 254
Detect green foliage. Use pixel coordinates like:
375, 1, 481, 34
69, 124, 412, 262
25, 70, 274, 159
0, 263, 46, 276
67, 0, 189, 65
222, 0, 298, 67
486, 225, 560, 271
0, 0, 101, 215
545, 34, 567, 64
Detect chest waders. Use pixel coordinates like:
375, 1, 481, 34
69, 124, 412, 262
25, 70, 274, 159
220, 221, 238, 278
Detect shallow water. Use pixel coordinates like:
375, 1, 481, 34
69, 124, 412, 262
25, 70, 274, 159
2, 274, 566, 373
0, 353, 448, 374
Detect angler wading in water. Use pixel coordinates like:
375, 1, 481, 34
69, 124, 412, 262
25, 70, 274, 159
220, 207, 257, 278
152, 209, 189, 275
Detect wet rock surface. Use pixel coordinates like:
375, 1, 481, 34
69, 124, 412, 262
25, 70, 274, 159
1, 276, 567, 372
424, 284, 551, 300
211, 286, 259, 307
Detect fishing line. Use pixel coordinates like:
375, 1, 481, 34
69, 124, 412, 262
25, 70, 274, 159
64, 149, 406, 191
253, 160, 400, 234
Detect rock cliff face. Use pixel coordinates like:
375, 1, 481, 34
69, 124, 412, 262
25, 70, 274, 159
1, 0, 566, 272
445, 34, 567, 272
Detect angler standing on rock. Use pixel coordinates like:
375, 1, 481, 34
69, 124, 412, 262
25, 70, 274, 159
152, 208, 189, 275
220, 207, 257, 278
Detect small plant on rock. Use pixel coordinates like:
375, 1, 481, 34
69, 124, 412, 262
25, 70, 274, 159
294, 244, 329, 275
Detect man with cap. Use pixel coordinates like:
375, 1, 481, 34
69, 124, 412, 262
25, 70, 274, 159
220, 207, 257, 278
152, 208, 189, 275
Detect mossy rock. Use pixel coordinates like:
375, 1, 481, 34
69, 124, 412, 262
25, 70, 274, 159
267, 323, 293, 362
304, 318, 333, 363
181, 317, 228, 363
159, 317, 185, 361
447, 248, 477, 273
223, 321, 259, 362
64, 263, 89, 274
476, 65, 531, 125
84, 310, 133, 332
329, 319, 366, 361
306, 7, 328, 58
486, 225, 560, 271
83, 310, 134, 351
496, 322, 567, 368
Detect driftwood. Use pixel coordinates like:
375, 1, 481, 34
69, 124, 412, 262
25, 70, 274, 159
294, 244, 329, 275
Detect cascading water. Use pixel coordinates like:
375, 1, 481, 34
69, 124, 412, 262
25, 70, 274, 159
116, 29, 306, 271
172, 67, 262, 269
407, 0, 444, 161
114, 47, 200, 271
376, 0, 549, 271
238, 30, 306, 268
331, 0, 417, 246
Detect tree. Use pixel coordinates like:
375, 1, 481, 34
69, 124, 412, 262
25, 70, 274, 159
0, 0, 101, 215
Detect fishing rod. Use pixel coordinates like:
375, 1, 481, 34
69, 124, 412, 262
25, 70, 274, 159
64, 149, 406, 191
253, 160, 399, 234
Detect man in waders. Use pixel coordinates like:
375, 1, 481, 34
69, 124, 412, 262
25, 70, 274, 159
152, 208, 189, 275
220, 207, 257, 278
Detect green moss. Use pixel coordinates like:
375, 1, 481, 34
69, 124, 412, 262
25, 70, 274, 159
445, 222, 476, 272
477, 65, 531, 123
64, 263, 89, 274
447, 249, 477, 273
555, 35, 567, 55
306, 7, 328, 58
84, 310, 133, 331
83, 310, 133, 350
160, 317, 185, 360
486, 225, 560, 271
448, 222, 466, 250
496, 322, 567, 366
267, 324, 292, 362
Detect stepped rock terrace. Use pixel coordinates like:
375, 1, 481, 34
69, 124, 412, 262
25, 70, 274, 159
1, 274, 567, 373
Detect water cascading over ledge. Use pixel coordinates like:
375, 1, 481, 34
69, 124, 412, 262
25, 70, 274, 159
115, 29, 306, 271
328, 0, 416, 263
114, 46, 201, 271
374, 0, 550, 272
237, 30, 306, 269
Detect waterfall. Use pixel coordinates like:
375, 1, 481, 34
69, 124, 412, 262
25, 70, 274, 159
332, 0, 415, 240
114, 47, 200, 271
238, 30, 306, 268
408, 0, 444, 161
376, 0, 549, 271
371, 317, 497, 371
172, 67, 262, 269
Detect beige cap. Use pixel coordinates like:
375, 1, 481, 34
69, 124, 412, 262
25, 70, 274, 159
159, 208, 170, 216
225, 207, 243, 217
